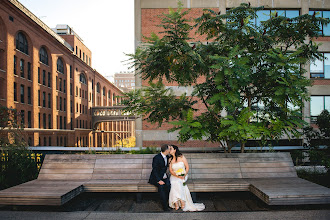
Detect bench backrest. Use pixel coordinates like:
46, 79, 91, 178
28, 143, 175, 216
38, 152, 297, 181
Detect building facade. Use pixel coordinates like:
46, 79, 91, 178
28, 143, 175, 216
0, 0, 135, 147
114, 71, 135, 92
134, 0, 330, 148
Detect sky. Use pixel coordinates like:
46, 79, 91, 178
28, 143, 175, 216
19, 0, 135, 81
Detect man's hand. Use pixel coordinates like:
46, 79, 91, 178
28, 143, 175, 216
158, 180, 165, 185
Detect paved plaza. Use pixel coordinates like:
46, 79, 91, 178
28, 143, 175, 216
0, 192, 329, 219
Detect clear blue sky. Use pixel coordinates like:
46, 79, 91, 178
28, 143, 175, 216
19, 0, 135, 80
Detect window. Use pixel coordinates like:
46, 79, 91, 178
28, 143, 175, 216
39, 47, 48, 65
64, 116, 66, 129
96, 83, 100, 93
76, 86, 78, 96
16, 32, 28, 54
38, 68, 40, 83
80, 73, 87, 84
79, 88, 81, 97
20, 110, 24, 127
59, 78, 62, 91
64, 79, 66, 93
309, 11, 330, 36
38, 113, 41, 128
48, 114, 51, 129
64, 98, 66, 112
83, 52, 85, 61
57, 58, 64, 74
71, 117, 73, 130
310, 96, 330, 121
70, 83, 73, 95
60, 116, 62, 129
60, 97, 62, 111
38, 90, 40, 106
20, 84, 24, 103
28, 111, 31, 128
71, 100, 73, 113
43, 70, 46, 85
75, 46, 77, 55
108, 90, 111, 99
42, 92, 46, 107
310, 53, 330, 78
28, 87, 31, 104
14, 56, 17, 75
27, 62, 31, 80
253, 10, 299, 27
49, 137, 52, 146
20, 59, 24, 78
43, 113, 46, 129
48, 93, 51, 108
70, 65, 73, 79
56, 76, 58, 90
13, 83, 17, 102
103, 87, 106, 96
48, 72, 51, 87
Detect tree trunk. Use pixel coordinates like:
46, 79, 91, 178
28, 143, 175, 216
241, 142, 245, 153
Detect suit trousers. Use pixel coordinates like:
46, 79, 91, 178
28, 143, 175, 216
156, 178, 171, 209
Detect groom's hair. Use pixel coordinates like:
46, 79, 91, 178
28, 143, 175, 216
160, 144, 169, 152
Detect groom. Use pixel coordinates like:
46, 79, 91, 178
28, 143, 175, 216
149, 144, 172, 211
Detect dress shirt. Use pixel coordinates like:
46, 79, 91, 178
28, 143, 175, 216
160, 152, 167, 179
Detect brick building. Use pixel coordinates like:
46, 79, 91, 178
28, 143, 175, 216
114, 71, 135, 92
134, 0, 330, 148
0, 0, 134, 147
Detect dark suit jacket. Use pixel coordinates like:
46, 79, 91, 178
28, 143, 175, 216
148, 153, 168, 186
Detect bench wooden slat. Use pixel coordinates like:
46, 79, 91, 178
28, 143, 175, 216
38, 174, 93, 180
39, 169, 94, 174
41, 163, 95, 169
94, 163, 142, 169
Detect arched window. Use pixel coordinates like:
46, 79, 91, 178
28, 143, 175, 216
108, 90, 111, 98
39, 47, 48, 65
57, 58, 64, 74
96, 83, 100, 93
80, 73, 87, 84
103, 87, 106, 96
16, 32, 28, 54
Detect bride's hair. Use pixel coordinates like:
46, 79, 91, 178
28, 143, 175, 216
171, 145, 182, 158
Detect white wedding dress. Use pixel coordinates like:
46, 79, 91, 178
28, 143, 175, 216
169, 161, 205, 211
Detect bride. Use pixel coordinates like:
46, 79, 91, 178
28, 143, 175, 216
168, 145, 205, 211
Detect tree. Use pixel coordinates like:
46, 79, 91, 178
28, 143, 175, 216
123, 3, 330, 152
0, 105, 38, 190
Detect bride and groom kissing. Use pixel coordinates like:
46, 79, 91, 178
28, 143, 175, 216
148, 144, 205, 212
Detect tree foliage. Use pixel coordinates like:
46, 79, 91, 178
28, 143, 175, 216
0, 105, 38, 190
123, 3, 329, 152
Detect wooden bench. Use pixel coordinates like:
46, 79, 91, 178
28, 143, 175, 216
0, 152, 330, 206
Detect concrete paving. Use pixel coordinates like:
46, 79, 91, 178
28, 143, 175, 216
0, 210, 329, 220
0, 192, 329, 219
